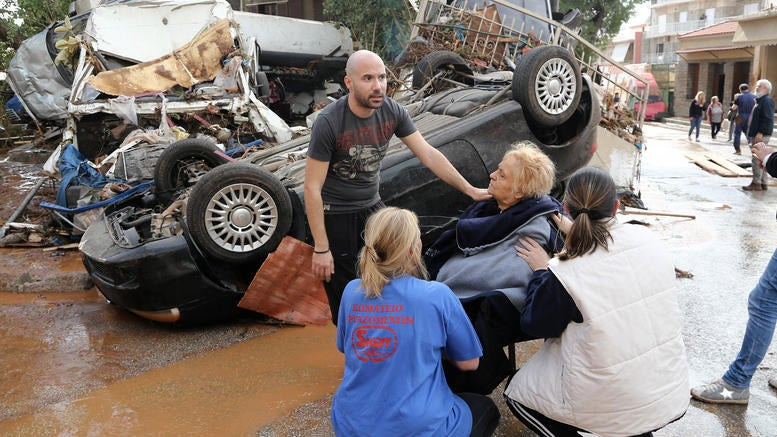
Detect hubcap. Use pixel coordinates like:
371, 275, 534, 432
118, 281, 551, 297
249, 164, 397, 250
534, 58, 576, 115
205, 183, 278, 253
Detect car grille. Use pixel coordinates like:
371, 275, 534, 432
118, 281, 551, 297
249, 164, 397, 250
83, 257, 137, 286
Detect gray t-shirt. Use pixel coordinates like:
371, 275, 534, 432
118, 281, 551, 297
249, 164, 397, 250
307, 95, 416, 213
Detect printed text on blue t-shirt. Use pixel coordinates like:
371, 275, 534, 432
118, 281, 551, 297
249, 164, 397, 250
349, 303, 414, 363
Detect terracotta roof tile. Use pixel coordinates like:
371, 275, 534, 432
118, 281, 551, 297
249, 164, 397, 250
679, 20, 738, 38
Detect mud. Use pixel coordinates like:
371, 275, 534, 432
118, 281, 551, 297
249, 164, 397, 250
0, 295, 279, 424
0, 324, 336, 435
0, 248, 92, 293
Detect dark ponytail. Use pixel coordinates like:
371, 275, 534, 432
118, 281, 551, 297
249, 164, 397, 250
559, 167, 617, 260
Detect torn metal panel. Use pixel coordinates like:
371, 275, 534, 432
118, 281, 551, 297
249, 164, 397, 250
233, 12, 353, 66
87, 19, 235, 96
5, 29, 72, 121
249, 91, 293, 144
85, 0, 233, 63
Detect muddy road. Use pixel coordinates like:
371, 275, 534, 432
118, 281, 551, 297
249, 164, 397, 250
1, 121, 776, 435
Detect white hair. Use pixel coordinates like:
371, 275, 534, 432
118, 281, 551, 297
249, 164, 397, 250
757, 79, 773, 94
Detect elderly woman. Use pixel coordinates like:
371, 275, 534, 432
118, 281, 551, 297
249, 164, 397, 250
425, 141, 564, 395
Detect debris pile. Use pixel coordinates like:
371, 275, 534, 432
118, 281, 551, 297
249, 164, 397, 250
600, 93, 644, 147
0, 0, 353, 247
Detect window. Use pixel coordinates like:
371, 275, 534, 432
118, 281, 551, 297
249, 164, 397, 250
705, 8, 715, 27
679, 11, 687, 23
744, 3, 759, 15
657, 43, 664, 54
658, 15, 666, 33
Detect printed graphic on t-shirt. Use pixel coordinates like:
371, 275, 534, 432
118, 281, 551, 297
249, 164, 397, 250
330, 121, 397, 180
331, 143, 386, 180
348, 303, 414, 362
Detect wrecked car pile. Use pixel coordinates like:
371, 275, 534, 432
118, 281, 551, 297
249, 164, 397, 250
2, 0, 352, 239
0, 0, 646, 325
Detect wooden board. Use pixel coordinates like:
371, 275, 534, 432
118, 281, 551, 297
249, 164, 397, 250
685, 151, 752, 177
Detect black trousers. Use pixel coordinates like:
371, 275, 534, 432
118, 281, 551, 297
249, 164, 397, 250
459, 392, 500, 437
444, 293, 531, 395
322, 201, 384, 325
711, 122, 722, 138
503, 395, 655, 437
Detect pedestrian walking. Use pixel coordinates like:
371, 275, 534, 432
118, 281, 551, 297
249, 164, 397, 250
691, 140, 777, 403
743, 79, 775, 191
733, 83, 757, 154
727, 95, 739, 145
688, 91, 704, 141
706, 96, 724, 140
304, 49, 490, 324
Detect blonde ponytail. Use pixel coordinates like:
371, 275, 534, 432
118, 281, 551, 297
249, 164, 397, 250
358, 207, 428, 298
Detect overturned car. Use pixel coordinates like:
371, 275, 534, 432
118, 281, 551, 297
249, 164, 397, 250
79, 42, 600, 324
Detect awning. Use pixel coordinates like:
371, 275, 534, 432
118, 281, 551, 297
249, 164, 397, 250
732, 14, 777, 47
611, 42, 631, 63
677, 45, 754, 61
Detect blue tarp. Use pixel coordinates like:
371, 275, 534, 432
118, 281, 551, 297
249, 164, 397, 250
42, 181, 154, 215
55, 144, 123, 207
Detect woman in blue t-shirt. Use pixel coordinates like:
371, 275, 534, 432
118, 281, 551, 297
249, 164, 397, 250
331, 207, 499, 437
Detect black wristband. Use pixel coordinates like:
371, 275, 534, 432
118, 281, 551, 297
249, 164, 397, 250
313, 248, 330, 254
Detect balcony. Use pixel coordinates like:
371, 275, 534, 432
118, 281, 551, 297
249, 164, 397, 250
651, 0, 694, 7
644, 17, 730, 38
645, 52, 679, 64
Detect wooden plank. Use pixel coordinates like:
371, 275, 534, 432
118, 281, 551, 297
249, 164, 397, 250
702, 151, 752, 176
685, 152, 738, 177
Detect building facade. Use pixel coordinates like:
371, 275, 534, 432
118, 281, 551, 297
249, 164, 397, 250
643, 0, 772, 115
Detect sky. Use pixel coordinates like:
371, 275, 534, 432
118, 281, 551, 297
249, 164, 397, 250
614, 1, 651, 40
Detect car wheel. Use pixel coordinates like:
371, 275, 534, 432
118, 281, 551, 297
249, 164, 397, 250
186, 163, 292, 264
154, 138, 230, 205
412, 50, 474, 92
512, 46, 581, 127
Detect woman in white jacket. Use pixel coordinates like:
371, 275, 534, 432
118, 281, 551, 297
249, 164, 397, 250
504, 167, 689, 437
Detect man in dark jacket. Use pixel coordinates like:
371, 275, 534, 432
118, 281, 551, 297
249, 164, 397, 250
733, 83, 757, 155
743, 79, 775, 191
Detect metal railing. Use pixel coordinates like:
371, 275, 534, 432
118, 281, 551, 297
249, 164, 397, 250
645, 52, 679, 64
412, 0, 650, 127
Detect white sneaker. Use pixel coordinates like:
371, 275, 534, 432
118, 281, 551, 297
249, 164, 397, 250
691, 379, 749, 404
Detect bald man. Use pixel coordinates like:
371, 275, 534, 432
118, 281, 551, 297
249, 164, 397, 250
304, 50, 490, 324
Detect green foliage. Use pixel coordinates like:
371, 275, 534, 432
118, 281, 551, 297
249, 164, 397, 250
560, 0, 640, 47
0, 0, 71, 69
322, 0, 413, 62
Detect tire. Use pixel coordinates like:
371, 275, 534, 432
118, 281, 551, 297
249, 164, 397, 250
154, 138, 230, 205
186, 163, 292, 264
512, 46, 582, 127
412, 50, 474, 92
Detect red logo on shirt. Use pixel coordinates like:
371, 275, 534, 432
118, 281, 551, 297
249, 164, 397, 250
352, 325, 397, 362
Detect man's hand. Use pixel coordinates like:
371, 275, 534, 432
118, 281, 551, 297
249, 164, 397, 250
468, 187, 492, 202
514, 237, 551, 271
752, 141, 773, 163
312, 250, 335, 282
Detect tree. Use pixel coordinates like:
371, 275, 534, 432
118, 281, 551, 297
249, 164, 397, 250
560, 0, 641, 46
322, 0, 413, 63
0, 0, 71, 68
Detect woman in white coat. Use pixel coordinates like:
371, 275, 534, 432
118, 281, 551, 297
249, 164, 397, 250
504, 167, 689, 437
